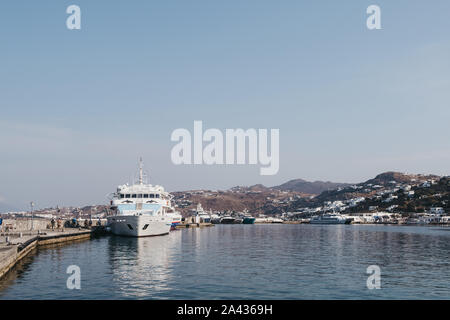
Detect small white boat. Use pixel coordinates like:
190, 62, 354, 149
310, 214, 352, 225
209, 210, 221, 224
165, 211, 182, 229
220, 216, 236, 224
233, 218, 243, 224
196, 203, 211, 223
269, 217, 284, 224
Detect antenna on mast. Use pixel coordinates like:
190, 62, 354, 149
139, 157, 144, 185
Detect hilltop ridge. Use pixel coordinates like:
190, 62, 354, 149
272, 179, 350, 194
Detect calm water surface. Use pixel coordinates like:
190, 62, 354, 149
1, 224, 449, 299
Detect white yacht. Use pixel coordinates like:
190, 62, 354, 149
107, 159, 177, 237
166, 211, 182, 230
194, 203, 211, 223
310, 213, 352, 225
220, 215, 236, 224
210, 210, 221, 224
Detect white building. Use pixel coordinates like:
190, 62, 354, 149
430, 207, 444, 215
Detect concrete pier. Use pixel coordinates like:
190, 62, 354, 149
0, 228, 93, 280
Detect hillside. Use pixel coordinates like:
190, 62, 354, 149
172, 188, 305, 216
347, 176, 450, 214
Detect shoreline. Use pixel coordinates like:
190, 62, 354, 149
0, 228, 92, 281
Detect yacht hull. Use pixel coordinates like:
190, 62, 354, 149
310, 219, 351, 225
107, 215, 172, 237
220, 218, 236, 224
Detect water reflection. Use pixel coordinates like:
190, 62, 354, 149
107, 231, 182, 298
0, 225, 449, 299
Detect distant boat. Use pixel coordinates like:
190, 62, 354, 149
310, 214, 352, 225
269, 217, 284, 224
210, 211, 221, 224
166, 212, 182, 230
211, 215, 222, 224
242, 216, 256, 224
241, 209, 255, 224
254, 217, 270, 223
233, 218, 243, 224
220, 216, 235, 224
194, 203, 211, 223
406, 218, 420, 225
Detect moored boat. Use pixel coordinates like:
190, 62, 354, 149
242, 216, 256, 224
166, 212, 182, 230
195, 203, 211, 223
269, 217, 284, 224
107, 159, 175, 237
233, 218, 243, 224
220, 216, 235, 224
210, 212, 222, 224
241, 209, 255, 224
310, 214, 352, 225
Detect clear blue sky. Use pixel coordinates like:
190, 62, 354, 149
1, 0, 449, 210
